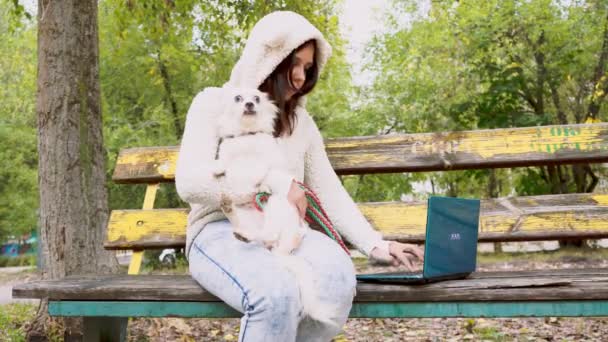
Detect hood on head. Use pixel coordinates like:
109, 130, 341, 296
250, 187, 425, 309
226, 11, 332, 91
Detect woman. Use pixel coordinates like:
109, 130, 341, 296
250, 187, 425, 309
176, 11, 424, 341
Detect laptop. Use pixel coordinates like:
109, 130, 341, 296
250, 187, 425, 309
356, 196, 480, 284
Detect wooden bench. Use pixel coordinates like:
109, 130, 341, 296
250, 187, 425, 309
14, 123, 608, 340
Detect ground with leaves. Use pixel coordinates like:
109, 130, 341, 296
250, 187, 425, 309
2, 248, 608, 341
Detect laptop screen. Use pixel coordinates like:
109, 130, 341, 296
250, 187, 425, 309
423, 197, 480, 279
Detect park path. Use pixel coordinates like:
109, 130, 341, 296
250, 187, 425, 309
0, 266, 38, 305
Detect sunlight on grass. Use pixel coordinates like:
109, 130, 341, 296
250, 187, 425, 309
0, 303, 36, 342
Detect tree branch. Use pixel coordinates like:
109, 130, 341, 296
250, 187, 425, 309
533, 31, 546, 117
549, 80, 568, 124
512, 55, 540, 112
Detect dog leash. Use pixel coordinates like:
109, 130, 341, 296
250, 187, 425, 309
253, 181, 351, 255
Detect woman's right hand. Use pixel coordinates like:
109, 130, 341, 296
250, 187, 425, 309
287, 180, 307, 220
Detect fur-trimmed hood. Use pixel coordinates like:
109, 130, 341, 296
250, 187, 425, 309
226, 11, 332, 90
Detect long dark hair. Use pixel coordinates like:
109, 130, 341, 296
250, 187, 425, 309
259, 39, 319, 137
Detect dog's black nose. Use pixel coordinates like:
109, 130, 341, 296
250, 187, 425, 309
245, 102, 254, 111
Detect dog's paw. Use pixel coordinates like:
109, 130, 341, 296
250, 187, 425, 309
263, 239, 278, 251
220, 195, 233, 214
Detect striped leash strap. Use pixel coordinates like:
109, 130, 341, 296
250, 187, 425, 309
253, 181, 350, 255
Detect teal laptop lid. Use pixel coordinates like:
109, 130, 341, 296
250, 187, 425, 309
422, 196, 480, 279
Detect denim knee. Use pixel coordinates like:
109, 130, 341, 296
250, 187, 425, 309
245, 271, 302, 322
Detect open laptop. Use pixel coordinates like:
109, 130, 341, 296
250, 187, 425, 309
356, 196, 480, 284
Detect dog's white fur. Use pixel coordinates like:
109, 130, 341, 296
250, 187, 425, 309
213, 86, 338, 326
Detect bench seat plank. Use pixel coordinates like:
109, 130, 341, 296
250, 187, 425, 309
13, 269, 608, 302
48, 300, 608, 318
112, 123, 608, 183
105, 193, 608, 249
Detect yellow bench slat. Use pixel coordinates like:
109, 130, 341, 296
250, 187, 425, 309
105, 193, 608, 249
112, 123, 608, 183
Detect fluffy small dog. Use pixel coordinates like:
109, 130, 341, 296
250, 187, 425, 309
213, 87, 337, 326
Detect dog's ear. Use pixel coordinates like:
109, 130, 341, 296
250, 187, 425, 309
259, 91, 278, 113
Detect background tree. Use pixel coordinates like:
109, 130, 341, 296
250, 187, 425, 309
28, 0, 120, 339
350, 0, 608, 202
97, 0, 353, 212
0, 2, 37, 242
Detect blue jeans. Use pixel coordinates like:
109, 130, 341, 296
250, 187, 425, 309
189, 219, 356, 342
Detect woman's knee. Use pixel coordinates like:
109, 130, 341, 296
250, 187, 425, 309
245, 270, 302, 320
299, 232, 357, 300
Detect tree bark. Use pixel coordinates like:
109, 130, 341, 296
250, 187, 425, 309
30, 1, 119, 340
157, 50, 182, 138
549, 80, 567, 125
486, 169, 503, 253
487, 169, 499, 198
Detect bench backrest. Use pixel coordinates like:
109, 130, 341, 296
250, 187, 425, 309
107, 123, 608, 274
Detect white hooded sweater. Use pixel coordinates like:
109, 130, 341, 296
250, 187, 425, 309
176, 11, 390, 258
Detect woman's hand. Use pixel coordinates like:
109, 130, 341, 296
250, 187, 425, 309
287, 180, 307, 219
370, 241, 424, 271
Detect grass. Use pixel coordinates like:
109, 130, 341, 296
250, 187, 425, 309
0, 303, 36, 342
0, 255, 36, 268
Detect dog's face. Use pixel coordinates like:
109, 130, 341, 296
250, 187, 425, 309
217, 87, 278, 137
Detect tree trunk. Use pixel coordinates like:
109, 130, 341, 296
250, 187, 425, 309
157, 50, 182, 138
29, 1, 119, 340
486, 169, 503, 253
486, 169, 499, 198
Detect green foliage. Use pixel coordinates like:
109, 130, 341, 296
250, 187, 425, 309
0, 1, 353, 239
343, 174, 414, 202
2, 0, 33, 33
4, 0, 608, 241
0, 2, 37, 241
99, 0, 352, 210
359, 0, 608, 199
0, 254, 36, 267
0, 303, 36, 342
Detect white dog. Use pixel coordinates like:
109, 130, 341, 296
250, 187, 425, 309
212, 87, 338, 326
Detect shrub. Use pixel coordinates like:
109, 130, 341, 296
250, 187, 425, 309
0, 255, 36, 268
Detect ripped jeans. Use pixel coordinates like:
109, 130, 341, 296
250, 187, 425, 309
188, 219, 357, 342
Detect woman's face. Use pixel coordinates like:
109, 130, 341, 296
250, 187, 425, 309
285, 42, 315, 101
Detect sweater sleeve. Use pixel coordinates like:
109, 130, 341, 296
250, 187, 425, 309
175, 88, 223, 207
303, 113, 390, 257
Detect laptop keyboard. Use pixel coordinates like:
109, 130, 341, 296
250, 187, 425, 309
357, 271, 423, 279
363, 271, 421, 276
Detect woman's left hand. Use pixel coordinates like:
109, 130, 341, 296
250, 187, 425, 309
370, 241, 424, 271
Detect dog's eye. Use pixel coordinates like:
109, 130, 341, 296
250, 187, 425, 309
234, 95, 243, 103
254, 96, 260, 104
